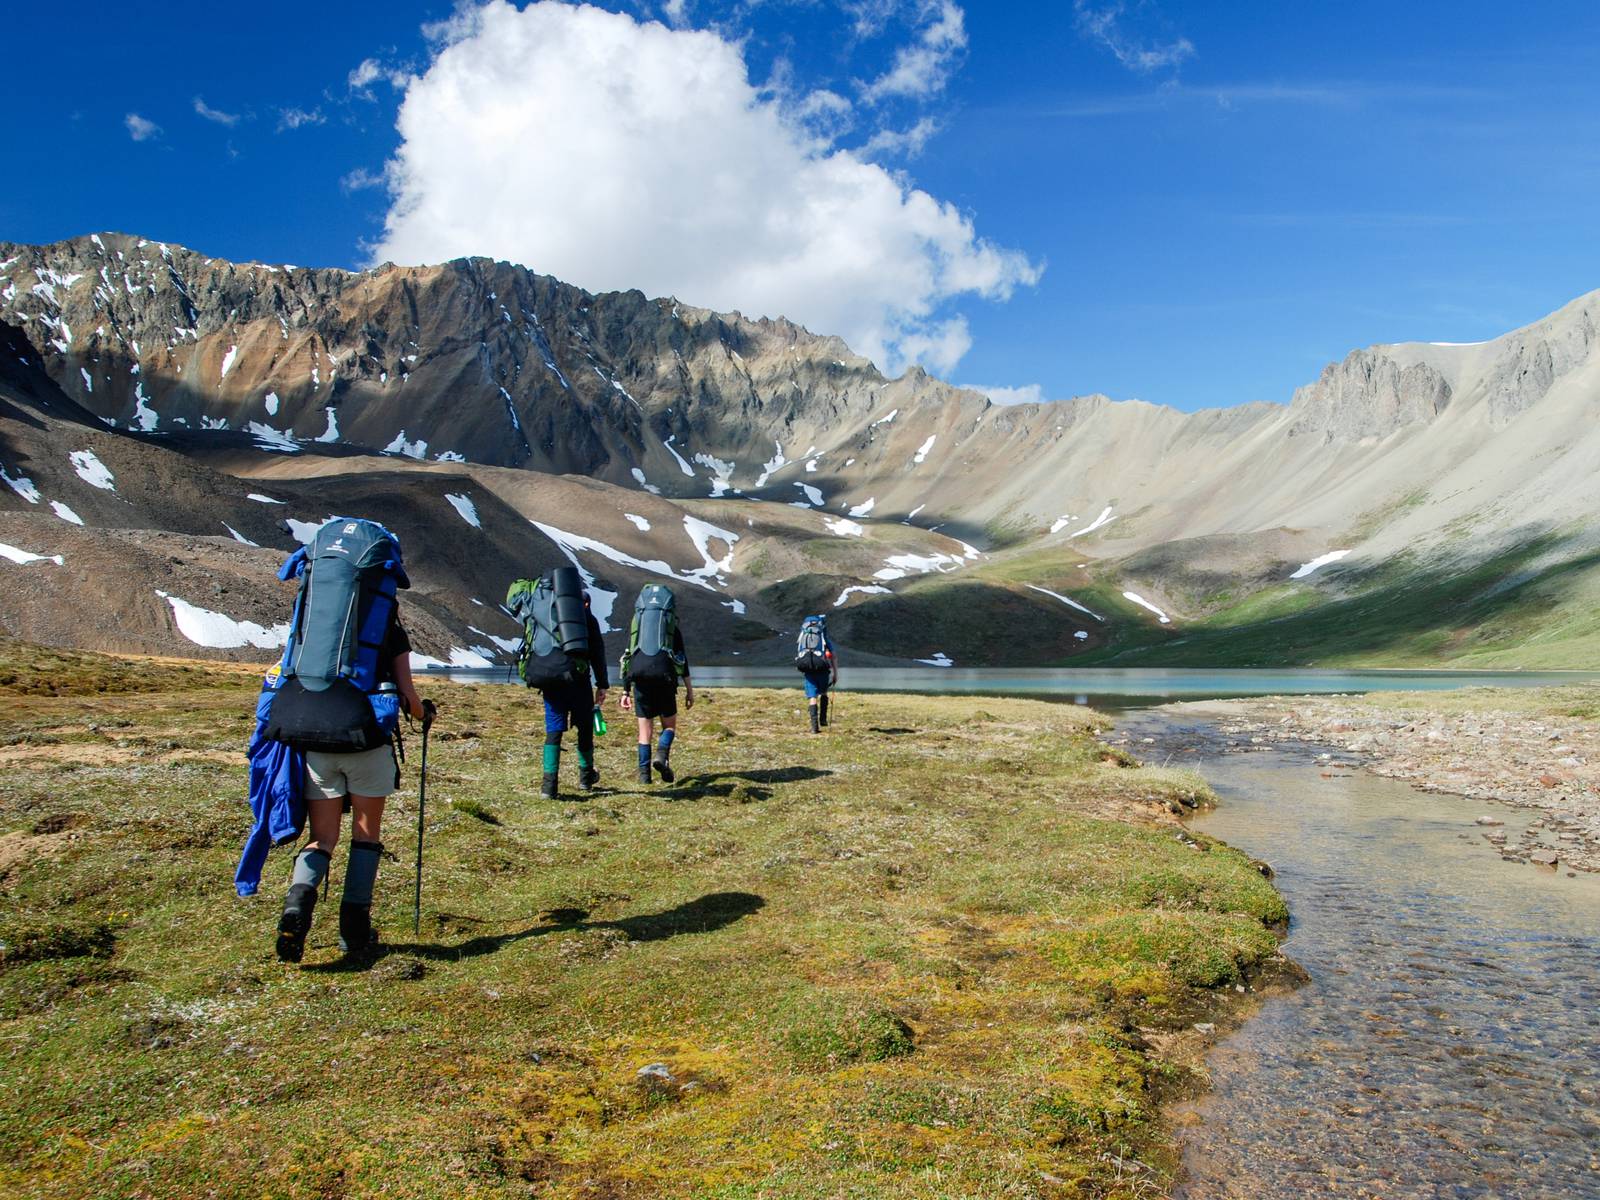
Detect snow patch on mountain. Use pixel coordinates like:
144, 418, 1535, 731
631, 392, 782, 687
1067, 506, 1115, 538
1122, 591, 1171, 624
848, 497, 876, 518
835, 584, 891, 607
50, 501, 83, 525
384, 430, 429, 459
445, 493, 481, 528
1, 542, 64, 566
2, 465, 41, 503
631, 467, 662, 495
823, 517, 864, 537
624, 513, 651, 531
912, 434, 936, 464
684, 516, 739, 584
693, 453, 736, 497
70, 449, 115, 490
1025, 584, 1103, 621
156, 590, 290, 649
795, 483, 824, 507
246, 422, 300, 453
1290, 550, 1351, 579
663, 435, 696, 478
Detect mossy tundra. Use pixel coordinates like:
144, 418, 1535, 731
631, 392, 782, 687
0, 640, 1287, 1199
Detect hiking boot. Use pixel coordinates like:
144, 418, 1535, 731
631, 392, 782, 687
579, 767, 600, 793
637, 764, 653, 785
819, 696, 830, 727
337, 902, 378, 956
276, 883, 318, 963
809, 706, 820, 734
652, 756, 675, 784
540, 772, 559, 801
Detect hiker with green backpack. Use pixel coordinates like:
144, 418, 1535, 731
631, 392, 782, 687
618, 584, 694, 784
505, 567, 609, 800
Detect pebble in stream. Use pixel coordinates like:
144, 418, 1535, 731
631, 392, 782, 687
1126, 716, 1600, 1200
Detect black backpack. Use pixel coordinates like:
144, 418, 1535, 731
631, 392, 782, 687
795, 615, 830, 674
622, 584, 683, 683
506, 566, 590, 689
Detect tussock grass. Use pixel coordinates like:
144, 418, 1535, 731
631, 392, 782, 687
0, 649, 1287, 1198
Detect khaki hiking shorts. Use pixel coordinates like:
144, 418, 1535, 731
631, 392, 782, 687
304, 743, 400, 800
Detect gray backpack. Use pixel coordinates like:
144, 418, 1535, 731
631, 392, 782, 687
506, 566, 590, 689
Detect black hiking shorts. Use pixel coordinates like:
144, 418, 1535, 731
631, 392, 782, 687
631, 680, 678, 720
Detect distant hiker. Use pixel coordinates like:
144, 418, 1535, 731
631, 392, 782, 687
618, 584, 693, 783
506, 567, 608, 800
241, 518, 434, 964
795, 614, 838, 733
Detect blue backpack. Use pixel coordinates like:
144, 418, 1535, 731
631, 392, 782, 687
261, 518, 411, 752
795, 615, 830, 674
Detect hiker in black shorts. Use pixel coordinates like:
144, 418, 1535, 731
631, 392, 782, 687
617, 584, 693, 783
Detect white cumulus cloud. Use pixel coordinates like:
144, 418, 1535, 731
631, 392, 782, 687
369, 0, 1038, 375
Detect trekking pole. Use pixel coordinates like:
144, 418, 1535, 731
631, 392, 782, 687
414, 702, 436, 936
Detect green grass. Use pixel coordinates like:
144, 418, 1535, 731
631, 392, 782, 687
1077, 541, 1600, 669
0, 643, 1288, 1199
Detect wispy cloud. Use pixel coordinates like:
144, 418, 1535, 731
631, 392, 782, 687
1041, 80, 1488, 118
348, 56, 412, 98
1075, 1, 1194, 75
861, 116, 940, 158
861, 0, 967, 102
193, 96, 240, 126
277, 107, 326, 132
124, 112, 161, 142
340, 166, 387, 193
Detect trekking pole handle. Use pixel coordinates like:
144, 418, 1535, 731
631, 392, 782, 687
421, 698, 438, 730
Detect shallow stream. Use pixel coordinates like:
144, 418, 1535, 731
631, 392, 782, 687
1121, 712, 1600, 1199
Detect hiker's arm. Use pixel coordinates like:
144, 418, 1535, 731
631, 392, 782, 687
588, 613, 610, 693
394, 652, 426, 721
674, 627, 694, 707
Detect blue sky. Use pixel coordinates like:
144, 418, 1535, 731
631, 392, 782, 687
5, 1, 1599, 410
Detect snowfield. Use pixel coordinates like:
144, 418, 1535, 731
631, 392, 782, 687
1, 542, 64, 567
1122, 591, 1171, 624
1290, 550, 1351, 579
834, 584, 891, 607
624, 513, 651, 531
823, 517, 864, 537
445, 493, 481, 528
1068, 506, 1115, 538
70, 449, 116, 491
156, 590, 290, 650
1025, 584, 1104, 621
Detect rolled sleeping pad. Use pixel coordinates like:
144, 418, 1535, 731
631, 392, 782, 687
550, 566, 590, 655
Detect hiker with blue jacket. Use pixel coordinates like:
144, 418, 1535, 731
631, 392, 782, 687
505, 568, 607, 800
618, 584, 693, 784
237, 518, 435, 964
795, 614, 838, 733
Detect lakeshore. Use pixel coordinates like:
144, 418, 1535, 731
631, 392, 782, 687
1164, 685, 1600, 873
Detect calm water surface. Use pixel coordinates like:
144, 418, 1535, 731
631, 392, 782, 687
424, 665, 1600, 709
1122, 713, 1600, 1200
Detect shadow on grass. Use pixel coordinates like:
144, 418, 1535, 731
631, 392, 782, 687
659, 765, 833, 803
305, 891, 765, 972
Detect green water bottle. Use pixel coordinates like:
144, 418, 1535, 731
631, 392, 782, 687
593, 704, 608, 736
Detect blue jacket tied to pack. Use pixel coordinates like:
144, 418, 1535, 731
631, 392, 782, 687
234, 518, 410, 897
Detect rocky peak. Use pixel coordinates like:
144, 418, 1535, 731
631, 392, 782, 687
1287, 349, 1451, 443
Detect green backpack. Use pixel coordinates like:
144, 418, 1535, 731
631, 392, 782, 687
506, 566, 590, 689
622, 584, 684, 684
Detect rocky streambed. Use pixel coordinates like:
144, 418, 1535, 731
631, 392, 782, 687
1165, 694, 1600, 874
